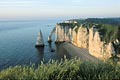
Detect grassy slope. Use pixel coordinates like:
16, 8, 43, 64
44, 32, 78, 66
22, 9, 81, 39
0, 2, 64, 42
0, 57, 120, 80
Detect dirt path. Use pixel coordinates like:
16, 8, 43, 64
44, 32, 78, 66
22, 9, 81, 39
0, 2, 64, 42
61, 42, 100, 62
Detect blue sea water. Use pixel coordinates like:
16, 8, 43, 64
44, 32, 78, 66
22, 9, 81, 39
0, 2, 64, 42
0, 20, 70, 70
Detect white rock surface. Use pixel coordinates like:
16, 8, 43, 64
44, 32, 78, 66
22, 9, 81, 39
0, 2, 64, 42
54, 22, 116, 59
55, 24, 65, 42
36, 30, 44, 46
77, 25, 89, 48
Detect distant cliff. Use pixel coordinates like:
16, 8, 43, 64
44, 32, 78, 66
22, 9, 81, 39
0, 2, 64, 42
50, 19, 120, 60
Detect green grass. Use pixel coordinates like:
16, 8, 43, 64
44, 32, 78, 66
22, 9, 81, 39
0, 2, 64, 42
0, 57, 120, 80
96, 24, 119, 43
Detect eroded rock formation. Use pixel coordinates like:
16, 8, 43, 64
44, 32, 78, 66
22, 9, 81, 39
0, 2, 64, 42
88, 27, 113, 59
72, 26, 78, 46
48, 27, 56, 42
55, 23, 65, 42
55, 23, 73, 43
51, 21, 117, 59
77, 25, 89, 48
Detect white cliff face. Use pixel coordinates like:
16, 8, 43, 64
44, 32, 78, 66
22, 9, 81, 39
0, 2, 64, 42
54, 22, 116, 60
94, 32, 104, 57
72, 30, 77, 46
55, 23, 73, 43
88, 27, 112, 59
89, 28, 104, 58
72, 26, 78, 46
64, 26, 70, 42
89, 27, 94, 54
77, 25, 89, 48
48, 27, 56, 42
55, 24, 65, 42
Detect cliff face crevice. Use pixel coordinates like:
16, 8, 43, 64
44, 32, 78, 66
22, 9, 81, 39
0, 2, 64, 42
54, 22, 117, 59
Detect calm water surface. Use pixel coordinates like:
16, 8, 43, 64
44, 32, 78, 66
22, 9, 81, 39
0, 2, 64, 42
0, 20, 71, 70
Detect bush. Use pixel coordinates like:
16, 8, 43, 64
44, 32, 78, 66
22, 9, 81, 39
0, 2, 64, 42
0, 57, 120, 80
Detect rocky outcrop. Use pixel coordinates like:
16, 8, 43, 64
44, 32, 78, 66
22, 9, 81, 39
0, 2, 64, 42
77, 25, 89, 48
55, 23, 72, 43
107, 42, 116, 56
35, 30, 44, 47
72, 26, 78, 46
55, 23, 65, 42
89, 27, 104, 58
53, 22, 117, 60
89, 27, 113, 59
48, 27, 56, 42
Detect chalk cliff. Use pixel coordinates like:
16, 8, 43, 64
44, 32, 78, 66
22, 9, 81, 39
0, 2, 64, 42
55, 23, 74, 43
55, 23, 65, 42
77, 25, 89, 48
88, 27, 115, 59
51, 21, 118, 59
72, 26, 78, 46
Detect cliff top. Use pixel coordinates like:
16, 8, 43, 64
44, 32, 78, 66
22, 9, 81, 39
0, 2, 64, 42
59, 18, 120, 43
57, 23, 78, 28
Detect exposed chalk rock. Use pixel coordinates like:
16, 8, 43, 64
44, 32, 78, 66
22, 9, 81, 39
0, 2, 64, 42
48, 35, 52, 42
88, 27, 112, 59
89, 30, 104, 58
77, 25, 89, 48
55, 23, 65, 42
89, 27, 94, 55
35, 30, 44, 47
48, 27, 56, 42
72, 26, 78, 46
107, 42, 116, 56
55, 23, 74, 43
53, 22, 116, 60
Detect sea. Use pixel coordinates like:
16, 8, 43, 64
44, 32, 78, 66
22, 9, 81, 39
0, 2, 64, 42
0, 19, 71, 70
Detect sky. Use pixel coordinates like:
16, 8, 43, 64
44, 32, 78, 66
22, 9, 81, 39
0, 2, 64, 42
0, 0, 120, 20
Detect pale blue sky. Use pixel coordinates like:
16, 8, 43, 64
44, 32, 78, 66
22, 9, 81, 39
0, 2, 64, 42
0, 0, 120, 20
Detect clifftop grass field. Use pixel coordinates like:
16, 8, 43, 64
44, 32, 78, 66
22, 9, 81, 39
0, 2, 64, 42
0, 57, 120, 80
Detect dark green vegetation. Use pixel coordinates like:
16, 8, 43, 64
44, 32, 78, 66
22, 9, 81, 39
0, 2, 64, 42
0, 57, 120, 80
58, 23, 78, 29
85, 18, 120, 43
85, 18, 120, 25
75, 18, 120, 43
96, 24, 119, 43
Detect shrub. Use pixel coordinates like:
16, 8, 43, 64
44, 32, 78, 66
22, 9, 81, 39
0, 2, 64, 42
0, 57, 120, 80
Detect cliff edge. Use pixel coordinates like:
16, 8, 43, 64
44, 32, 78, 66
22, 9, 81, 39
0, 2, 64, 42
49, 19, 120, 60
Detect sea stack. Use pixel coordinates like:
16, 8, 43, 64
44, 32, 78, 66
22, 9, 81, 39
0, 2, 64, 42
48, 35, 52, 43
35, 30, 44, 48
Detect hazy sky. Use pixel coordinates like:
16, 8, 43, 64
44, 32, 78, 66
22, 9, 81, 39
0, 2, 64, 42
0, 0, 120, 20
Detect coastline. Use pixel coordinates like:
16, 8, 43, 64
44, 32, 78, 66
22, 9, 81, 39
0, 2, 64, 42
60, 42, 100, 62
